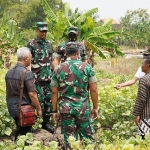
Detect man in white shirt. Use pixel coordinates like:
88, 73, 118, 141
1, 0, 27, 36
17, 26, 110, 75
114, 67, 145, 89
114, 48, 150, 89
135, 67, 145, 79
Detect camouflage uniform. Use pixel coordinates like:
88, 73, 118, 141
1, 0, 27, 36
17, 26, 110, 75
51, 43, 97, 144
56, 41, 87, 63
27, 22, 54, 117
55, 26, 87, 63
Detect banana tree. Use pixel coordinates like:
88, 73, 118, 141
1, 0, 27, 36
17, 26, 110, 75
74, 16, 123, 65
42, 0, 71, 48
42, 0, 123, 65
0, 13, 26, 68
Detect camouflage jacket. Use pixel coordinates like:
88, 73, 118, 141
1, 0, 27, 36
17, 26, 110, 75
55, 41, 87, 63
27, 37, 54, 81
51, 58, 97, 114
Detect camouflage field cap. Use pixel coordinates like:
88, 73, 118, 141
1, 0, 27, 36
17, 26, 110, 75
68, 26, 79, 35
141, 48, 150, 55
36, 22, 48, 31
66, 42, 80, 51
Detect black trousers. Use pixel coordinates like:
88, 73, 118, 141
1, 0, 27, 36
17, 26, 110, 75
14, 117, 32, 141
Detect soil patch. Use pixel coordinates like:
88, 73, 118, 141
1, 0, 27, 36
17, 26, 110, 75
0, 127, 64, 147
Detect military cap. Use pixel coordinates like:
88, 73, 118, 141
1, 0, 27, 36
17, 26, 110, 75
66, 42, 80, 51
141, 48, 150, 55
36, 22, 48, 31
68, 26, 79, 35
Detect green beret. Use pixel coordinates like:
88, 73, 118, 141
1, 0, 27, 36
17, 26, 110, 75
36, 22, 48, 31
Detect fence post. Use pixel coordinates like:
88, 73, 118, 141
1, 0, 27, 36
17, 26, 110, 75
113, 57, 117, 67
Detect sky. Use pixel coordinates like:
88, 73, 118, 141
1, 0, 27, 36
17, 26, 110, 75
62, 0, 150, 21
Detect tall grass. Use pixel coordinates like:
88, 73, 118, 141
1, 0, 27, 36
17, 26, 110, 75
94, 56, 142, 76
94, 56, 142, 85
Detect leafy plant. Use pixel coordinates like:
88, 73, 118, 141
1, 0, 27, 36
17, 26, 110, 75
120, 8, 150, 48
42, 0, 123, 67
0, 69, 16, 136
95, 76, 138, 142
0, 13, 26, 68
0, 133, 59, 150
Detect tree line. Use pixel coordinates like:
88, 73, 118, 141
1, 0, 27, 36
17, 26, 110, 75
0, 0, 150, 68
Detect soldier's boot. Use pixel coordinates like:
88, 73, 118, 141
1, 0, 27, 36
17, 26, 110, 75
42, 116, 54, 133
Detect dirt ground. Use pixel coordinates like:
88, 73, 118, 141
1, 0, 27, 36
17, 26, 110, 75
1, 48, 142, 148
0, 127, 64, 147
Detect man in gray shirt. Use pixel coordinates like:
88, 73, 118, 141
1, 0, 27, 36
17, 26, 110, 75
5, 47, 42, 140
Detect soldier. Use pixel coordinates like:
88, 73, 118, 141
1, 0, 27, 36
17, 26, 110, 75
53, 26, 87, 68
27, 22, 54, 133
51, 42, 98, 149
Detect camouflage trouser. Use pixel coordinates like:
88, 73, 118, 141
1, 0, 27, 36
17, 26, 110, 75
35, 81, 52, 116
60, 112, 95, 146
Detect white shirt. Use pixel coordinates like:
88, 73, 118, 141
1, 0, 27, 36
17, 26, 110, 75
135, 67, 145, 79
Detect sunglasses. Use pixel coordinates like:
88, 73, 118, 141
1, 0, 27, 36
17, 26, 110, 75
69, 33, 77, 36
40, 30, 47, 33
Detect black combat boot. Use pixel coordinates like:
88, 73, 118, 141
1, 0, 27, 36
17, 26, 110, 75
42, 116, 54, 133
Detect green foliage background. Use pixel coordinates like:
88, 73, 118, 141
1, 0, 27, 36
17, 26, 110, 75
0, 69, 16, 136
0, 65, 147, 149
0, 0, 150, 149
0, 61, 138, 139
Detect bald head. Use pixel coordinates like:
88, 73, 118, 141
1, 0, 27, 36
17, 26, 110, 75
17, 47, 31, 61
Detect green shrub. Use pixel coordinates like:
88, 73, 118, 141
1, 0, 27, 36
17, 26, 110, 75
95, 76, 138, 142
0, 69, 16, 136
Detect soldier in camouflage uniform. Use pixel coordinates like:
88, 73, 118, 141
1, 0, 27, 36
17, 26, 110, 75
53, 26, 87, 68
27, 22, 54, 133
51, 42, 98, 149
